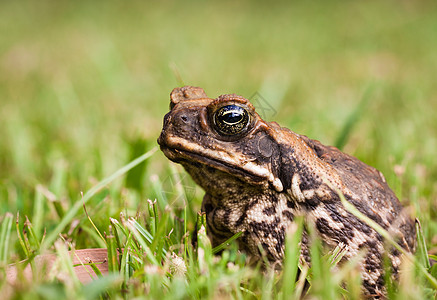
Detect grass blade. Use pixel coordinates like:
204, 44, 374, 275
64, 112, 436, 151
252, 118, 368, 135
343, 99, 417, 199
415, 219, 431, 268
212, 231, 242, 255
106, 226, 119, 273
41, 147, 157, 251
281, 216, 303, 299
0, 213, 13, 264
125, 219, 159, 266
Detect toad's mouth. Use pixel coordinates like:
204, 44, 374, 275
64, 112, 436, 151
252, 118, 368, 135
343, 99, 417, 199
158, 134, 284, 192
159, 145, 266, 184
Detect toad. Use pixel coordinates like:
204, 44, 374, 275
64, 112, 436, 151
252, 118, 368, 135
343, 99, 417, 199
157, 86, 416, 297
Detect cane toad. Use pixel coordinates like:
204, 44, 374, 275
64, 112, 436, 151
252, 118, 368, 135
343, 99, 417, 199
157, 86, 416, 297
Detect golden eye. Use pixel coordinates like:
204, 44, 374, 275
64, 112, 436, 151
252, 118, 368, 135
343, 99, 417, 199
213, 105, 250, 135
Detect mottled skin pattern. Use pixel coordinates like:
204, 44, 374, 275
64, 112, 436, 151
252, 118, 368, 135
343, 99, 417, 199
158, 86, 416, 298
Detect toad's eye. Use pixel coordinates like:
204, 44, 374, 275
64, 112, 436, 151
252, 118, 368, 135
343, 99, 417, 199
213, 105, 250, 135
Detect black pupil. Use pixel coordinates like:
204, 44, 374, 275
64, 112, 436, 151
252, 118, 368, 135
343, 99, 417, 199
223, 110, 243, 124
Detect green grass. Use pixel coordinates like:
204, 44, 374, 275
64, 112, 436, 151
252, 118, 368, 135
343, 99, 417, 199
1, 0, 437, 298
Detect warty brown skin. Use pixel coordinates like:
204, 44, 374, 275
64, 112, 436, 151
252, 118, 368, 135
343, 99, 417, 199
158, 86, 416, 298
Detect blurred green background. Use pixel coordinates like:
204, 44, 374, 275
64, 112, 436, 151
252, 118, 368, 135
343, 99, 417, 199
0, 0, 436, 249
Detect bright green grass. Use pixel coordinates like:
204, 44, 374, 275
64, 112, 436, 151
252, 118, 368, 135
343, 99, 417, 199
1, 0, 437, 298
